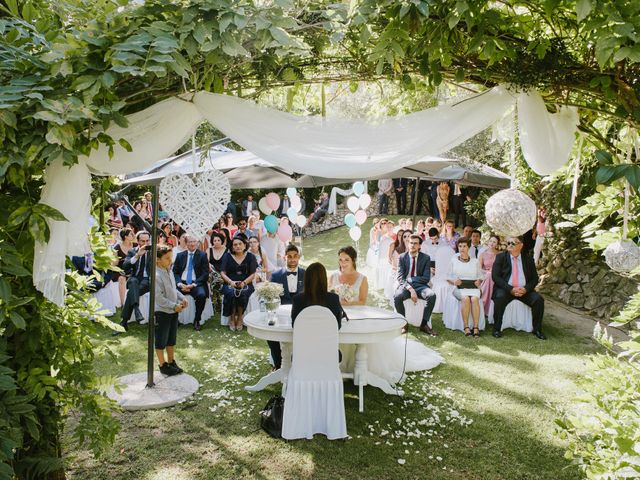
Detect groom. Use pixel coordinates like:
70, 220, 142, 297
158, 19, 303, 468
393, 234, 438, 336
268, 244, 305, 369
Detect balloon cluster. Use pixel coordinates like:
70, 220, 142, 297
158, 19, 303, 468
344, 181, 370, 241
258, 188, 305, 243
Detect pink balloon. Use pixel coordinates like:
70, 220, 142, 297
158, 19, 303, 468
266, 192, 280, 211
355, 209, 367, 225
291, 195, 302, 211
277, 223, 293, 242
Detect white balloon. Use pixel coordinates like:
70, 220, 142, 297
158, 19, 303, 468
349, 226, 362, 241
286, 187, 297, 198
258, 197, 273, 215
296, 215, 307, 227
359, 193, 372, 209
347, 196, 359, 213
291, 195, 302, 212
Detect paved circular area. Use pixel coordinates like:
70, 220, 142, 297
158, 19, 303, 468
108, 372, 199, 411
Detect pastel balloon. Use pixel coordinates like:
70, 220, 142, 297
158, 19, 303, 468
344, 213, 357, 228
277, 223, 293, 242
352, 181, 365, 197
290, 195, 302, 211
355, 209, 367, 225
266, 192, 281, 211
286, 207, 298, 219
296, 215, 307, 227
359, 193, 372, 209
347, 196, 359, 213
349, 226, 362, 241
258, 197, 272, 215
264, 214, 278, 234
286, 187, 297, 198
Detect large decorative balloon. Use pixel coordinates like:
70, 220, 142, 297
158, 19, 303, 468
286, 206, 298, 219
344, 213, 357, 228
264, 214, 278, 234
349, 226, 362, 241
286, 187, 297, 198
258, 197, 273, 215
359, 193, 372, 209
347, 196, 360, 213
295, 215, 307, 227
603, 240, 640, 273
290, 195, 302, 212
277, 223, 293, 242
265, 192, 281, 211
485, 189, 537, 237
352, 181, 365, 197
355, 209, 367, 225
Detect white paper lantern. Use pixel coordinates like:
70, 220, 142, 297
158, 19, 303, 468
484, 189, 537, 237
603, 240, 640, 273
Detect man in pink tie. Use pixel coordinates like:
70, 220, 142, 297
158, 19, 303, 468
491, 235, 546, 339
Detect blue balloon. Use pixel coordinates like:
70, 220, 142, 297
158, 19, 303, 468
264, 215, 278, 234
352, 181, 365, 197
286, 207, 298, 219
344, 213, 357, 228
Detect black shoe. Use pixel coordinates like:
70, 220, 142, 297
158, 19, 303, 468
492, 330, 502, 338
134, 308, 144, 323
533, 331, 547, 340
169, 360, 183, 374
193, 321, 201, 332
419, 325, 438, 337
159, 362, 174, 376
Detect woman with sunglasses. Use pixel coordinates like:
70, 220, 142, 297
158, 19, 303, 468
220, 236, 257, 331
446, 237, 483, 337
224, 213, 238, 239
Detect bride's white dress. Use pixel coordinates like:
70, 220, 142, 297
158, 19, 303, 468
330, 272, 443, 384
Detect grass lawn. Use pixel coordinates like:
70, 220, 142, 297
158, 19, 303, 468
64, 218, 598, 479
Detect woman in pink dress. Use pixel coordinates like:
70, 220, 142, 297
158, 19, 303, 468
479, 234, 500, 314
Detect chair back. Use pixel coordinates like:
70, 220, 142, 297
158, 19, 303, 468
290, 306, 340, 381
433, 246, 455, 279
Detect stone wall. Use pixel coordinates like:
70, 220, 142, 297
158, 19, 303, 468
537, 233, 639, 320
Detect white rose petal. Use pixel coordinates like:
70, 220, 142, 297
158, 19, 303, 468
397, 459, 406, 465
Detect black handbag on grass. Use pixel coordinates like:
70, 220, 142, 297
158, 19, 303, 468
260, 395, 284, 438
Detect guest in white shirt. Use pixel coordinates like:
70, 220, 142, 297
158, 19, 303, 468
421, 227, 441, 268
241, 195, 256, 218
470, 229, 485, 259
260, 231, 285, 276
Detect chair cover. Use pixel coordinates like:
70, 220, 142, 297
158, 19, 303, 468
282, 306, 347, 440
244, 292, 260, 315
487, 300, 533, 332
442, 291, 486, 332
403, 298, 431, 328
92, 281, 120, 316
431, 247, 456, 313
136, 293, 214, 325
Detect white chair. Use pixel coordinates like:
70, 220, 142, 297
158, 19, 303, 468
403, 299, 431, 328
442, 291, 486, 332
282, 306, 347, 440
487, 300, 533, 332
136, 292, 214, 326
431, 246, 456, 313
92, 281, 121, 316
243, 292, 260, 315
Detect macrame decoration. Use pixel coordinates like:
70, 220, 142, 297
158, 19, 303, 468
160, 169, 230, 240
485, 189, 537, 237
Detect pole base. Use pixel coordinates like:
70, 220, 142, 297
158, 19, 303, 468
108, 372, 199, 411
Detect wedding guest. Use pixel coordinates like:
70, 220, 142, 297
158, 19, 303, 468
291, 262, 344, 328
533, 206, 546, 264
144, 191, 153, 219
425, 216, 434, 231
308, 192, 329, 224
447, 237, 484, 337
377, 178, 393, 215
247, 215, 261, 238
220, 236, 257, 331
155, 245, 188, 376
140, 198, 152, 222
248, 235, 268, 281
329, 246, 368, 306
440, 220, 460, 251
242, 195, 256, 218
479, 234, 500, 315
107, 227, 119, 247
366, 218, 381, 268
433, 218, 443, 233
173, 235, 209, 331
491, 235, 546, 339
251, 209, 265, 236
213, 218, 232, 246
470, 229, 484, 258
117, 199, 133, 227
261, 229, 285, 276
278, 194, 291, 217
161, 222, 178, 247
112, 228, 134, 306
130, 201, 146, 232
225, 199, 237, 220
71, 253, 106, 292
269, 244, 305, 369
436, 181, 450, 222
462, 224, 474, 239
393, 178, 408, 215
234, 217, 249, 239
416, 219, 426, 240
430, 183, 440, 220
157, 230, 167, 246
393, 235, 437, 336
105, 205, 123, 229
207, 231, 227, 307
451, 182, 467, 227
224, 213, 238, 238
421, 227, 441, 267
120, 231, 152, 331
376, 219, 395, 288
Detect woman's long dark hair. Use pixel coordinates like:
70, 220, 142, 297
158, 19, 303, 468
303, 262, 328, 305
393, 229, 408, 255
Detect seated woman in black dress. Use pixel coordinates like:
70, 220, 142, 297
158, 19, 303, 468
220, 236, 257, 331
291, 262, 344, 329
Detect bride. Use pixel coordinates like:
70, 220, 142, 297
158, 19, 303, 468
329, 246, 442, 384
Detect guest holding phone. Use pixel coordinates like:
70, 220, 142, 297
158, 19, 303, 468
446, 237, 483, 337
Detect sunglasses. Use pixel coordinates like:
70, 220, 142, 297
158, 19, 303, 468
506, 241, 520, 246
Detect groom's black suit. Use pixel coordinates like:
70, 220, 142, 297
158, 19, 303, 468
491, 251, 544, 334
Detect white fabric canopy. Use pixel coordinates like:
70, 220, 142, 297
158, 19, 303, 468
36, 85, 578, 304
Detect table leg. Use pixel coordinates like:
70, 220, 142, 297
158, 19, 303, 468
353, 344, 404, 412
244, 342, 292, 393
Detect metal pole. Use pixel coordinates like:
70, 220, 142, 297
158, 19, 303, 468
146, 184, 160, 388
411, 177, 420, 229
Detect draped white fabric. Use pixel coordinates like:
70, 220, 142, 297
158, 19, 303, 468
35, 85, 579, 304
328, 187, 353, 215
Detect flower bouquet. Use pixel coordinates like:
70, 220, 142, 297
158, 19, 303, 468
255, 281, 284, 325
333, 283, 356, 303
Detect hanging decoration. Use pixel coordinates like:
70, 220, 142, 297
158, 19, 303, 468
603, 239, 640, 273
484, 189, 537, 237
159, 169, 230, 240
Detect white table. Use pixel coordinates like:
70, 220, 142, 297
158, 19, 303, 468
244, 305, 406, 412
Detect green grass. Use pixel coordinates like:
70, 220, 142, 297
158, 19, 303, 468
64, 218, 598, 479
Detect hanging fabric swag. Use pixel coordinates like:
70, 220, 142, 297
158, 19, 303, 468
36, 85, 579, 304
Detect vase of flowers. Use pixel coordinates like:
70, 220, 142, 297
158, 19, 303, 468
255, 281, 284, 325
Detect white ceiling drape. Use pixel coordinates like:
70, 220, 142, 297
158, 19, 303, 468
35, 86, 578, 305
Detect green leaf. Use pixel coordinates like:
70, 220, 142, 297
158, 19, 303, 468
34, 203, 67, 222
8, 297, 33, 307
33, 110, 65, 125
10, 311, 26, 329
118, 138, 132, 152
576, 0, 592, 22
8, 206, 30, 226
0, 110, 17, 128
595, 150, 613, 165
0, 278, 10, 301
45, 125, 75, 150
269, 26, 291, 45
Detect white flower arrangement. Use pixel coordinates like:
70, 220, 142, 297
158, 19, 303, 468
254, 281, 284, 302
333, 283, 356, 303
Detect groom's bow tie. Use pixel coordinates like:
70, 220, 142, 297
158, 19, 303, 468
286, 271, 297, 276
